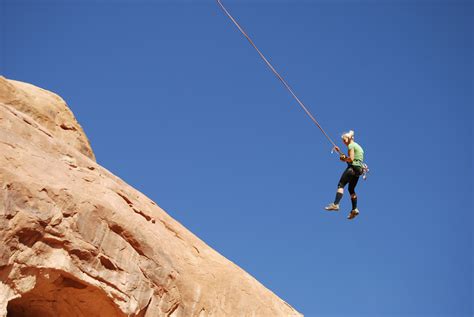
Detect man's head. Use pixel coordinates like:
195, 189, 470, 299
341, 130, 354, 145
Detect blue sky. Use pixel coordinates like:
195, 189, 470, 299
1, 0, 472, 316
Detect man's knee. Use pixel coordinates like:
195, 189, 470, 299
350, 193, 357, 199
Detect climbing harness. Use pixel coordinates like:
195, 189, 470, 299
216, 0, 341, 155
338, 153, 370, 181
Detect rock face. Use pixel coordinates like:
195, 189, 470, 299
0, 77, 95, 161
0, 77, 302, 317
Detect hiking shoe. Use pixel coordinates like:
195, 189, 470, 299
324, 203, 340, 211
347, 208, 360, 220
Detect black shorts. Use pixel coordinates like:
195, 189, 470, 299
338, 164, 362, 194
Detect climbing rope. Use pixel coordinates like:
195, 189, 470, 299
216, 0, 341, 154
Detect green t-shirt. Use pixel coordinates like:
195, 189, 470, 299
348, 142, 364, 167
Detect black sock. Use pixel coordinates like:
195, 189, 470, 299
351, 196, 358, 210
334, 192, 343, 205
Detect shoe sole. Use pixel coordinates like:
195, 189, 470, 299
347, 212, 359, 220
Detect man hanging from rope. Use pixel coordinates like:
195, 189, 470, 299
216, 0, 369, 220
325, 130, 365, 220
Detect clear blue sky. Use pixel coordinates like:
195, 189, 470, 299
1, 0, 472, 316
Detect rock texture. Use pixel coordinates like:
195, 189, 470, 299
0, 77, 302, 317
0, 77, 95, 161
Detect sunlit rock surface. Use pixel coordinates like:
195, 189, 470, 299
0, 77, 302, 317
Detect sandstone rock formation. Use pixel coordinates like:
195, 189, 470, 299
0, 77, 95, 161
0, 76, 302, 317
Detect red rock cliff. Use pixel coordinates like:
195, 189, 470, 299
0, 77, 302, 317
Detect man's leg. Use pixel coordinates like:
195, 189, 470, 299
325, 167, 350, 211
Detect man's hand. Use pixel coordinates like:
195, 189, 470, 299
333, 146, 341, 153
339, 153, 347, 162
